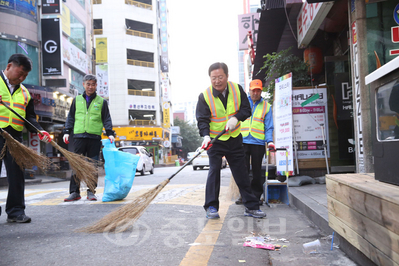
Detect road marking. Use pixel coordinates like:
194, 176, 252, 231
179, 193, 232, 266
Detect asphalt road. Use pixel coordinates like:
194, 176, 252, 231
0, 166, 356, 266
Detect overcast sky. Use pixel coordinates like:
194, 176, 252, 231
167, 0, 243, 104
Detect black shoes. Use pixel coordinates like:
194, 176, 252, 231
7, 214, 31, 223
235, 196, 243, 205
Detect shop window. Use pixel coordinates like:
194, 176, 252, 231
376, 79, 399, 141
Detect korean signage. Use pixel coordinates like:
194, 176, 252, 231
292, 88, 329, 159
29, 132, 41, 155
297, 2, 333, 48
128, 103, 156, 110
390, 4, 399, 55
351, 21, 364, 173
274, 73, 294, 176
96, 38, 108, 63
113, 127, 162, 141
62, 35, 90, 74
161, 73, 170, 102
163, 102, 170, 128
96, 65, 109, 101
238, 13, 260, 50
159, 0, 169, 72
42, 18, 62, 76
42, 0, 60, 14
0, 0, 37, 21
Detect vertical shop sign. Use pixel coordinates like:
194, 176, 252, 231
42, 0, 60, 14
29, 132, 40, 155
238, 13, 260, 50
352, 21, 364, 173
96, 65, 109, 102
274, 73, 294, 176
42, 18, 62, 76
159, 0, 169, 72
163, 102, 170, 128
96, 38, 108, 63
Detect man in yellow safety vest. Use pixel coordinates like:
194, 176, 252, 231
196, 62, 266, 219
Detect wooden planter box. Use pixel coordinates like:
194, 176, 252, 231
326, 173, 399, 266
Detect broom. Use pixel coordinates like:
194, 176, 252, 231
0, 101, 98, 192
0, 127, 52, 172
78, 129, 227, 234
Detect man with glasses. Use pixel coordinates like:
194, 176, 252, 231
196, 62, 266, 219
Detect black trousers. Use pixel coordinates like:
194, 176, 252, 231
243, 143, 266, 200
69, 138, 102, 194
205, 134, 259, 211
0, 134, 26, 217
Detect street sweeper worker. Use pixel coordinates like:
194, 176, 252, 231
195, 62, 266, 219
63, 74, 114, 202
235, 79, 274, 206
0, 54, 51, 223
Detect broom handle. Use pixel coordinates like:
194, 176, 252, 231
0, 100, 45, 137
168, 129, 226, 181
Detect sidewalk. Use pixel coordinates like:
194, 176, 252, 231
289, 183, 376, 266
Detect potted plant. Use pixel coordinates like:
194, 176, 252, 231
258, 47, 311, 103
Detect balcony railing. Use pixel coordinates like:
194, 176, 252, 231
129, 119, 156, 126
93, 0, 102, 4
125, 0, 152, 10
126, 29, 153, 39
94, 29, 103, 35
128, 90, 156, 97
127, 59, 154, 68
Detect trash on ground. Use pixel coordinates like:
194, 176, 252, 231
243, 234, 289, 251
302, 239, 321, 254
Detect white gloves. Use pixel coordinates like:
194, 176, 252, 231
268, 142, 275, 151
225, 116, 238, 131
109, 135, 115, 143
63, 134, 69, 144
201, 135, 212, 150
39, 131, 51, 143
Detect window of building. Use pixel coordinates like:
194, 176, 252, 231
69, 68, 85, 94
0, 39, 39, 86
94, 19, 103, 35
69, 12, 86, 53
129, 110, 156, 125
76, 0, 85, 8
127, 49, 154, 68
125, 19, 153, 39
128, 79, 155, 96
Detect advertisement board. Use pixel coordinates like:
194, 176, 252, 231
42, 18, 62, 76
42, 0, 60, 14
238, 13, 260, 50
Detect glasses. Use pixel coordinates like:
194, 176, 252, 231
210, 75, 225, 81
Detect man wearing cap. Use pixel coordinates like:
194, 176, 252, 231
236, 79, 274, 205
196, 62, 266, 219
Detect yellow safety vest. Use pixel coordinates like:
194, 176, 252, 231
203, 81, 241, 141
0, 77, 31, 131
241, 100, 270, 140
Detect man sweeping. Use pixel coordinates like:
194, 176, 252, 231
63, 74, 114, 202
196, 62, 266, 219
0, 54, 51, 223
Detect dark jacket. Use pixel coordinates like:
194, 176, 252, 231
196, 83, 251, 137
63, 91, 113, 140
0, 71, 43, 139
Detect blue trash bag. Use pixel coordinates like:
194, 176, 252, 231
101, 139, 140, 202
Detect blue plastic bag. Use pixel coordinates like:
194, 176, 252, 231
101, 139, 140, 202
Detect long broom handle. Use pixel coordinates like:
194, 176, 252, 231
168, 129, 226, 181
0, 100, 45, 137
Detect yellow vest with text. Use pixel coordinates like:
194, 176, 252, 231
241, 100, 270, 140
203, 81, 241, 141
0, 77, 31, 131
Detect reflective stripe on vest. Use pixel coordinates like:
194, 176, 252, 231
241, 100, 270, 140
0, 77, 31, 131
203, 81, 241, 141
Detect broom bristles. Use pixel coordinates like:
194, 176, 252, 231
227, 175, 240, 201
0, 131, 52, 172
50, 141, 98, 192
77, 179, 170, 234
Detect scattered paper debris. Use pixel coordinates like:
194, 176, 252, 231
238, 260, 246, 263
